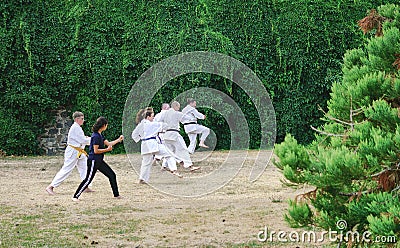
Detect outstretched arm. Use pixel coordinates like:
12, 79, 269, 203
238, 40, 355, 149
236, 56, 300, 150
192, 109, 205, 120
104, 135, 124, 147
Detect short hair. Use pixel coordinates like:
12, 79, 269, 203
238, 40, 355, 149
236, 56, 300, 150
72, 111, 84, 119
161, 103, 170, 110
187, 98, 195, 105
171, 101, 180, 109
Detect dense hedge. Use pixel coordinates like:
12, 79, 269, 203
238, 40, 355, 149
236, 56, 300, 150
1, 0, 397, 155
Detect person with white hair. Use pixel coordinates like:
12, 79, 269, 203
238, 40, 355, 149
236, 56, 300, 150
154, 103, 170, 122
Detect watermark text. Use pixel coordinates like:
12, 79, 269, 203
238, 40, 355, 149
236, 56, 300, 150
257, 220, 397, 244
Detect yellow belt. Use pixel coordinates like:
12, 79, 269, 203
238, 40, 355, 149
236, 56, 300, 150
69, 145, 88, 158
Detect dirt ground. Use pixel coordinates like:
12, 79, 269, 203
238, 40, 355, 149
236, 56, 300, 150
0, 150, 323, 248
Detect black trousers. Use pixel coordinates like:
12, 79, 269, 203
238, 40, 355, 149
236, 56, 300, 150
73, 159, 119, 199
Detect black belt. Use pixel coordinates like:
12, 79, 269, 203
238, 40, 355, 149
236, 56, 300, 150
141, 137, 156, 141
166, 129, 179, 132
183, 122, 197, 125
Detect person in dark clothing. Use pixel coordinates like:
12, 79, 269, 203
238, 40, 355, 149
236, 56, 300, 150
72, 117, 124, 201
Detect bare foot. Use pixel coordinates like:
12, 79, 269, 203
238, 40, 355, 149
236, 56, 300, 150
72, 197, 80, 202
199, 143, 209, 148
171, 171, 183, 178
188, 166, 200, 172
83, 188, 95, 193
138, 179, 148, 185
114, 195, 123, 199
45, 186, 55, 195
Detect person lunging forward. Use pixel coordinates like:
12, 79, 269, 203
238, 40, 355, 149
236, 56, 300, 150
72, 117, 123, 201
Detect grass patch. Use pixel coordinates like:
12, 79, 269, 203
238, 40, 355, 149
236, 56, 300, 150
107, 219, 141, 235
1, 210, 142, 247
0, 218, 84, 247
0, 205, 13, 214
85, 205, 142, 215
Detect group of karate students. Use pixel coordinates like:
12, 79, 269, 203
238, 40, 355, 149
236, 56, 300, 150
45, 98, 210, 198
132, 98, 210, 183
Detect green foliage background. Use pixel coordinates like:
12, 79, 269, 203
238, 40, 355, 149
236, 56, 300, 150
274, 4, 400, 245
1, 0, 398, 155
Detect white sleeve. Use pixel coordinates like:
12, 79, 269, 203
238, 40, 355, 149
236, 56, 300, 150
180, 113, 190, 124
84, 136, 91, 145
154, 122, 163, 133
131, 124, 142, 143
154, 112, 163, 122
177, 111, 185, 121
161, 122, 167, 130
71, 125, 90, 145
192, 109, 205, 120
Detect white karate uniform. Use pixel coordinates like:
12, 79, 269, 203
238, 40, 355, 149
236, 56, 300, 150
50, 122, 91, 187
181, 105, 210, 154
154, 110, 167, 161
132, 119, 176, 182
161, 108, 193, 168
154, 109, 168, 123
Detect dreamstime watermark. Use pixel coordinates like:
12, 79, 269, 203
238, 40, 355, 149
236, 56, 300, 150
123, 51, 276, 197
257, 220, 397, 244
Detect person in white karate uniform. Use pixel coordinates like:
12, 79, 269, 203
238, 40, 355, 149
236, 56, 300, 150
154, 103, 182, 169
181, 98, 210, 154
153, 103, 170, 168
46, 111, 93, 195
161, 101, 200, 172
132, 107, 182, 184
154, 103, 170, 123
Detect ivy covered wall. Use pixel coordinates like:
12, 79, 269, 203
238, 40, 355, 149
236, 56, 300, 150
0, 0, 397, 155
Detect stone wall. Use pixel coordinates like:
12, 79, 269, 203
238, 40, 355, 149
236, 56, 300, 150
39, 109, 73, 156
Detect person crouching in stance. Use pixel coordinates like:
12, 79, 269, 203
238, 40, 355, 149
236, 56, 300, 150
72, 117, 124, 201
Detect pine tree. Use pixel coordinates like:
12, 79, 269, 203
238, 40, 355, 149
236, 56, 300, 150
274, 4, 400, 247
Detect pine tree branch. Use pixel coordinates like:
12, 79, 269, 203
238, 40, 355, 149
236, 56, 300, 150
295, 188, 318, 202
338, 190, 371, 196
318, 105, 354, 126
313, 96, 365, 139
330, 115, 354, 126
310, 125, 347, 137
392, 185, 400, 193
371, 168, 400, 177
351, 107, 364, 116
317, 105, 364, 127
391, 185, 400, 193
350, 95, 354, 131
